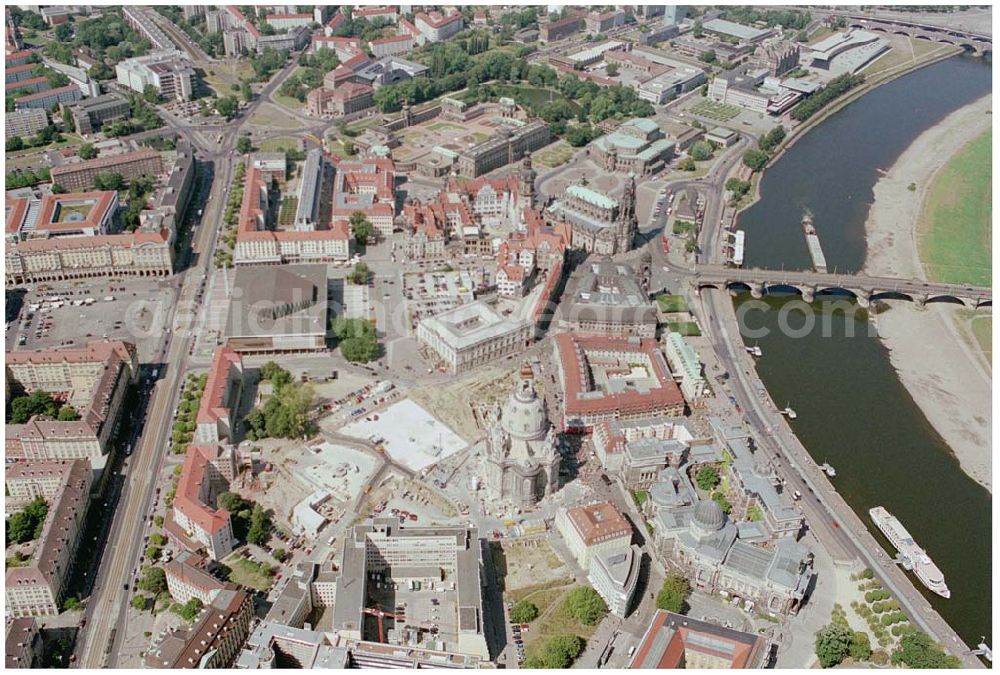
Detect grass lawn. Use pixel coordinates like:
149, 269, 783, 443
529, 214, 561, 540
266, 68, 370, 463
533, 141, 574, 168
520, 584, 601, 662
226, 556, 275, 592
690, 100, 740, 122
657, 294, 688, 313
203, 61, 255, 97
249, 105, 303, 129
863, 39, 955, 77
806, 26, 835, 45
278, 196, 298, 226
257, 136, 301, 152
917, 130, 991, 286
970, 316, 991, 364
273, 93, 305, 109
668, 321, 701, 337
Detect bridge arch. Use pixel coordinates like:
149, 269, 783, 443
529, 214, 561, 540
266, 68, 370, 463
723, 281, 753, 293
925, 295, 967, 306
869, 291, 914, 304
763, 284, 803, 297
815, 287, 859, 299
976, 299, 992, 309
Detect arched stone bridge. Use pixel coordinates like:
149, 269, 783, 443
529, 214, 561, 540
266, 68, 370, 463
846, 15, 992, 55
692, 265, 992, 309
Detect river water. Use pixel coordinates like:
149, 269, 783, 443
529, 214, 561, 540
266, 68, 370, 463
733, 53, 992, 648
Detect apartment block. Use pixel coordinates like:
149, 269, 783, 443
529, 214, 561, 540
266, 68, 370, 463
5, 459, 92, 618
5, 108, 48, 140
50, 148, 163, 192
5, 341, 138, 465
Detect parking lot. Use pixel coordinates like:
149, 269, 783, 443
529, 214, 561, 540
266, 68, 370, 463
402, 269, 482, 333
5, 278, 176, 362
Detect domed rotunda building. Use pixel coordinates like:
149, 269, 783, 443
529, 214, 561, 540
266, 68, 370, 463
482, 371, 561, 508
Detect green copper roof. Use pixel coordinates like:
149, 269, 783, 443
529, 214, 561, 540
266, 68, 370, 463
567, 185, 618, 210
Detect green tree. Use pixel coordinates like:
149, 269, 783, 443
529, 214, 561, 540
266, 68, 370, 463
605, 62, 619, 77
217, 491, 248, 514
145, 545, 162, 560
815, 623, 854, 668
273, 547, 286, 561
655, 573, 690, 613
8, 390, 60, 423
742, 148, 769, 172
174, 597, 204, 621
725, 177, 751, 202
6, 497, 48, 544
142, 84, 161, 104
349, 211, 374, 244
891, 631, 961, 668
347, 262, 370, 285
62, 596, 80, 611
246, 504, 270, 546
56, 405, 80, 421
138, 565, 167, 594
758, 125, 786, 153
131, 595, 147, 610
689, 141, 713, 162
78, 143, 97, 160
260, 361, 292, 387
92, 171, 125, 191
538, 635, 583, 668
332, 317, 379, 363
678, 156, 696, 171
510, 600, 539, 623
6, 135, 24, 151
216, 95, 239, 119
237, 136, 253, 154
849, 631, 872, 662
149, 532, 166, 547
695, 465, 721, 491
712, 491, 731, 514
563, 586, 607, 626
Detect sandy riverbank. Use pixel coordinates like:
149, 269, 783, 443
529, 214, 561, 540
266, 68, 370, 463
863, 94, 992, 492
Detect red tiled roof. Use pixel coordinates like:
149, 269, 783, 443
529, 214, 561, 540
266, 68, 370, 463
354, 5, 397, 18
265, 13, 311, 20
555, 333, 684, 418
370, 34, 411, 45
14, 84, 77, 103
6, 49, 33, 63
630, 611, 764, 668
33, 191, 117, 234
566, 501, 632, 546
416, 10, 462, 29
6, 196, 29, 234
5, 75, 46, 92
175, 444, 232, 536
196, 347, 242, 426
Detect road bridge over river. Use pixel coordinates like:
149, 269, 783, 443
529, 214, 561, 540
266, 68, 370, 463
842, 14, 992, 54
692, 265, 992, 309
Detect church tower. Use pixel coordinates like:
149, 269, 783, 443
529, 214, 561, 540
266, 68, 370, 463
519, 154, 537, 210
617, 173, 638, 253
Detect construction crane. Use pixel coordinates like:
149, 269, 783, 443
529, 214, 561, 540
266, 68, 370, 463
362, 605, 401, 643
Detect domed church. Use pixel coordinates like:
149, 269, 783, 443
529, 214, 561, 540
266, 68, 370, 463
482, 369, 561, 509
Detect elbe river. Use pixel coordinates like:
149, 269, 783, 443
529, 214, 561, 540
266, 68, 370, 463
734, 52, 992, 648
